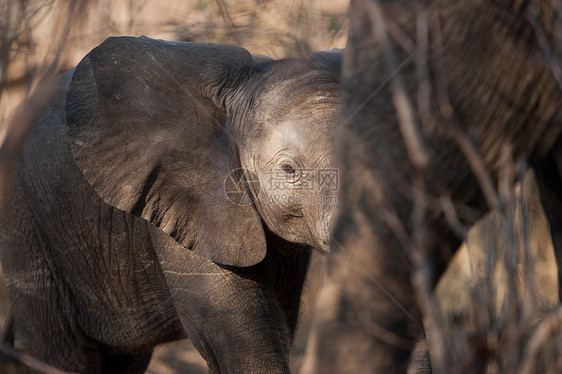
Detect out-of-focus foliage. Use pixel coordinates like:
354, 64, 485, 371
0, 0, 348, 143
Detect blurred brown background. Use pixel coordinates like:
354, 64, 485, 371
0, 0, 349, 142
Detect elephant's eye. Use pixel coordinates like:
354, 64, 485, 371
281, 163, 296, 174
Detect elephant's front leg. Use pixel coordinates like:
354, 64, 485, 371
152, 231, 293, 373
169, 256, 292, 373
309, 205, 421, 373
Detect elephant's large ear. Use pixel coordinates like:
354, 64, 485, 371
66, 36, 266, 267
309, 48, 344, 74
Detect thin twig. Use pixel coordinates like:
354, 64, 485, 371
332, 233, 418, 323
365, 2, 428, 170
0, 306, 14, 345
498, 145, 522, 372
528, 0, 562, 95
415, 7, 431, 133
0, 344, 74, 374
430, 12, 500, 211
439, 195, 469, 238
361, 1, 450, 373
520, 305, 562, 374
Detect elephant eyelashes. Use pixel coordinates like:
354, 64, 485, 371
281, 163, 296, 174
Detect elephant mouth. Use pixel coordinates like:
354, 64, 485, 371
315, 239, 330, 253
301, 223, 331, 253
314, 213, 333, 253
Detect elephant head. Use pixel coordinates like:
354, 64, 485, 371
65, 36, 341, 267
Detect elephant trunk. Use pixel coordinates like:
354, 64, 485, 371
316, 214, 332, 252
309, 198, 335, 252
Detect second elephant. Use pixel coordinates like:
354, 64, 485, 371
305, 0, 562, 373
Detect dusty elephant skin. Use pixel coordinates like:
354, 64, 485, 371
0, 36, 341, 373
305, 0, 562, 373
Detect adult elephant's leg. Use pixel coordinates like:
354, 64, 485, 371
150, 228, 294, 374
317, 1, 491, 370
319, 4, 424, 370
315, 206, 420, 373
304, 128, 404, 373
532, 144, 562, 302
309, 180, 465, 373
308, 128, 464, 373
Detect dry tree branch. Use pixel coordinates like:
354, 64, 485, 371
414, 7, 431, 133
527, 0, 562, 95
0, 344, 74, 374
498, 146, 525, 372
0, 307, 13, 345
439, 195, 469, 239
1, 0, 92, 197
367, 6, 428, 170
520, 305, 562, 374
214, 0, 235, 28
0, 2, 93, 371
1, 308, 65, 373
361, 0, 451, 372
429, 11, 500, 212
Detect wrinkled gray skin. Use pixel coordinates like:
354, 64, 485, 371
305, 0, 562, 373
0, 36, 341, 373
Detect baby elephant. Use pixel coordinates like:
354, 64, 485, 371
0, 36, 341, 373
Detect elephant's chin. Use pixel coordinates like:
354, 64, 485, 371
259, 206, 332, 252
315, 240, 330, 253
271, 224, 330, 253
301, 228, 331, 253
314, 220, 332, 253
291, 234, 330, 253
301, 218, 333, 253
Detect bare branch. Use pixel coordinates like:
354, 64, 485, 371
0, 344, 75, 374
0, 307, 13, 345
520, 306, 562, 374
